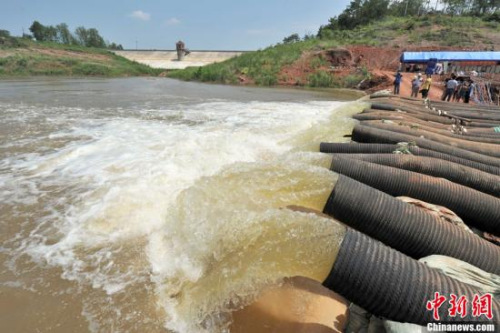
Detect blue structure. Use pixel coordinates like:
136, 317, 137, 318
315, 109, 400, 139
401, 51, 500, 63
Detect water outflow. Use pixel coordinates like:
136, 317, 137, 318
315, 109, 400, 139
0, 78, 363, 333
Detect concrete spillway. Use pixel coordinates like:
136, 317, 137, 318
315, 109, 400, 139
112, 50, 247, 69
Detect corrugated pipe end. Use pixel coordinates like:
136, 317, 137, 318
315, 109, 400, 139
323, 228, 500, 325
370, 103, 398, 111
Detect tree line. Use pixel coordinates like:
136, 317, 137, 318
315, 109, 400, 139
319, 0, 500, 33
28, 21, 123, 50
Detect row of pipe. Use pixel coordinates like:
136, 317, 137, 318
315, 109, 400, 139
320, 142, 500, 175
315, 94, 500, 327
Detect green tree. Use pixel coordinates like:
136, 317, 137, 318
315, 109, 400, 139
472, 0, 500, 14
108, 42, 123, 50
75, 26, 88, 46
44, 25, 58, 42
439, 0, 500, 15
75, 26, 106, 48
86, 28, 106, 48
0, 29, 10, 38
29, 20, 45, 41
389, 0, 426, 16
303, 33, 315, 40
56, 23, 75, 44
27, 20, 119, 48
334, 0, 390, 30
29, 21, 58, 42
283, 33, 300, 44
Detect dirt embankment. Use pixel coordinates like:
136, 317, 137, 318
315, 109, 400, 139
277, 45, 449, 95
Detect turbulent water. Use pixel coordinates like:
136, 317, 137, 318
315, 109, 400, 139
0, 77, 364, 332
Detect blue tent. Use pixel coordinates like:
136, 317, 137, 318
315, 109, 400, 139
401, 51, 500, 63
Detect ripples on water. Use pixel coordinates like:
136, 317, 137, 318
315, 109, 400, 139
0, 78, 364, 332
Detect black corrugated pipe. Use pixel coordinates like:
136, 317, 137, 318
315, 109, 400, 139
445, 110, 500, 121
466, 127, 500, 134
362, 108, 457, 125
468, 120, 500, 128
371, 101, 454, 118
431, 100, 500, 112
464, 130, 500, 138
370, 101, 432, 114
320, 142, 397, 154
328, 156, 500, 235
322, 175, 500, 273
368, 103, 500, 128
319, 142, 500, 175
369, 94, 411, 100
360, 121, 500, 157
323, 228, 500, 325
367, 106, 441, 118
331, 154, 500, 197
370, 103, 399, 111
463, 133, 500, 140
351, 124, 500, 168
354, 112, 452, 130
373, 97, 500, 113
368, 120, 500, 144
358, 118, 500, 144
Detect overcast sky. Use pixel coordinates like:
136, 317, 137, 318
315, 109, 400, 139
2, 0, 351, 50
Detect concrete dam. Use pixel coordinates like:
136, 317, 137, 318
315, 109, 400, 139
113, 50, 247, 69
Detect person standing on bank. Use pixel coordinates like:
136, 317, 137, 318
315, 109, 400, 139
420, 75, 432, 99
464, 80, 472, 104
393, 71, 402, 95
442, 75, 459, 102
411, 75, 421, 98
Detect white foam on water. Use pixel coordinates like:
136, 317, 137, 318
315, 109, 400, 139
147, 157, 346, 333
1, 98, 362, 332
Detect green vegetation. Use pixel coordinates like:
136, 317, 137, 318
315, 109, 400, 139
170, 39, 340, 86
0, 38, 161, 77
3, 2, 500, 82
28, 20, 123, 49
0, 20, 157, 78
320, 14, 500, 47
319, 0, 500, 33
308, 70, 337, 88
169, 9, 500, 88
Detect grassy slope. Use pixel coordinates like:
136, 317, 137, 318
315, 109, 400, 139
168, 39, 335, 85
169, 15, 500, 88
0, 39, 162, 77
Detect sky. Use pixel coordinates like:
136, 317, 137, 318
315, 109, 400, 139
1, 0, 351, 50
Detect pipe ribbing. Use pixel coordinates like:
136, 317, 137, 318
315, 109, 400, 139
360, 121, 500, 157
354, 111, 452, 130
358, 118, 500, 144
319, 142, 500, 175
445, 110, 500, 121
323, 228, 500, 325
331, 154, 500, 197
351, 124, 500, 168
329, 157, 500, 235
363, 108, 457, 125
323, 175, 500, 273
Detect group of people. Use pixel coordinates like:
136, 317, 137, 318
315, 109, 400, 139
393, 71, 475, 103
393, 71, 432, 99
441, 75, 475, 104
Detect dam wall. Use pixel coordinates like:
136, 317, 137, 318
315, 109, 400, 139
112, 50, 247, 69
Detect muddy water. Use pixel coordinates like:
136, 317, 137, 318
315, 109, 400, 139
0, 77, 365, 332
